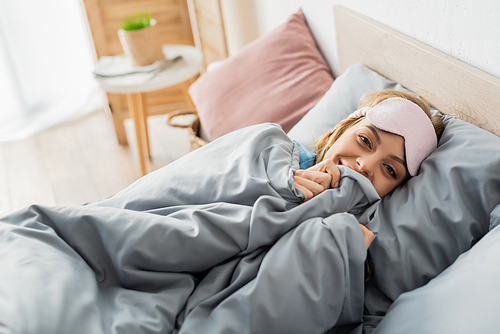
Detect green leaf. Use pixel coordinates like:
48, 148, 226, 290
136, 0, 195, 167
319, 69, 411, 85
120, 11, 152, 31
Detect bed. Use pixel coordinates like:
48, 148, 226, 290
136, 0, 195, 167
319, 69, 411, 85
1, 5, 500, 334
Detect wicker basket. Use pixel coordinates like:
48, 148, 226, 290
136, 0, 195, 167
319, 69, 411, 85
167, 109, 207, 151
118, 20, 164, 66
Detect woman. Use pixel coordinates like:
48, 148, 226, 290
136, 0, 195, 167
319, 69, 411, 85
294, 90, 445, 248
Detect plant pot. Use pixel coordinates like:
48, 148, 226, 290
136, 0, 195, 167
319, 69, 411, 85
118, 20, 164, 66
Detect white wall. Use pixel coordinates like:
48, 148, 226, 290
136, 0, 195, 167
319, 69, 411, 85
220, 0, 260, 55
224, 0, 500, 79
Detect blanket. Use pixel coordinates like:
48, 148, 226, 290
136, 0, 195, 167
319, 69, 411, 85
0, 123, 380, 334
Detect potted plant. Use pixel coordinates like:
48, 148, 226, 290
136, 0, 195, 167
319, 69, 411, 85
117, 13, 164, 66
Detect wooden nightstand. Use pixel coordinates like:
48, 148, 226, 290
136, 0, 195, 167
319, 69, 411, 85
94, 44, 203, 176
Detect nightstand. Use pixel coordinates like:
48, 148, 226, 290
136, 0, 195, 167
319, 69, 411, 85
94, 44, 203, 176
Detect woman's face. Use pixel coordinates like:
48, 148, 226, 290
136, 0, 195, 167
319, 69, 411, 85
322, 119, 408, 197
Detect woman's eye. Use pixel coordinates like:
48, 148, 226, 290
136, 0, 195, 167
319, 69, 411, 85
385, 164, 397, 178
359, 135, 371, 148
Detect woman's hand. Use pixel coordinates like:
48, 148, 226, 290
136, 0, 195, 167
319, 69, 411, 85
359, 224, 374, 249
293, 160, 341, 202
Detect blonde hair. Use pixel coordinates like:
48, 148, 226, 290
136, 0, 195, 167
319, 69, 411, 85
314, 90, 445, 162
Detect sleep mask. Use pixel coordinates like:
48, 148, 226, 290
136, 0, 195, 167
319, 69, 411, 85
349, 97, 437, 176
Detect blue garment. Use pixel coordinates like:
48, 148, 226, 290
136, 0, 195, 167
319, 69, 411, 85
294, 141, 317, 170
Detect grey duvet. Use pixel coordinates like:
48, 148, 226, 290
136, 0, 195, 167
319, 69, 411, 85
0, 123, 380, 334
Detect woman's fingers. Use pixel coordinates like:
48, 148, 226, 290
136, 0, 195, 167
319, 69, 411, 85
293, 172, 329, 201
293, 160, 343, 202
359, 224, 375, 249
322, 160, 341, 189
308, 160, 341, 189
294, 182, 314, 202
295, 169, 332, 190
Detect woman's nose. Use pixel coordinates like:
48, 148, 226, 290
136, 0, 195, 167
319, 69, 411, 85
356, 156, 375, 177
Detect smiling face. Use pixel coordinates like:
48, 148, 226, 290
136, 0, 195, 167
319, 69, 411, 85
322, 118, 408, 197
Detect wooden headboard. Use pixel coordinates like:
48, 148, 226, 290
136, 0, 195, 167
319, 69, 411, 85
334, 5, 500, 137
186, 0, 228, 70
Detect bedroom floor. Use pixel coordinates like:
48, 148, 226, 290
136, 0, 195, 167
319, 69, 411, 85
0, 110, 191, 218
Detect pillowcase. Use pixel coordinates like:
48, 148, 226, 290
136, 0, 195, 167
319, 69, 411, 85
289, 63, 500, 320
373, 210, 500, 334
188, 10, 333, 141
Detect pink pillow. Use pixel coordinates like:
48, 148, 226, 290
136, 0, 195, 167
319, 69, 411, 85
188, 10, 334, 141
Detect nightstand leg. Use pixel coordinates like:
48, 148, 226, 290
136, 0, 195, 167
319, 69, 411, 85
180, 77, 197, 109
127, 93, 148, 176
140, 94, 152, 158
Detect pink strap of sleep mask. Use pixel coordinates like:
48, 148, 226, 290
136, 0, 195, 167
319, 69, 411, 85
348, 97, 437, 176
